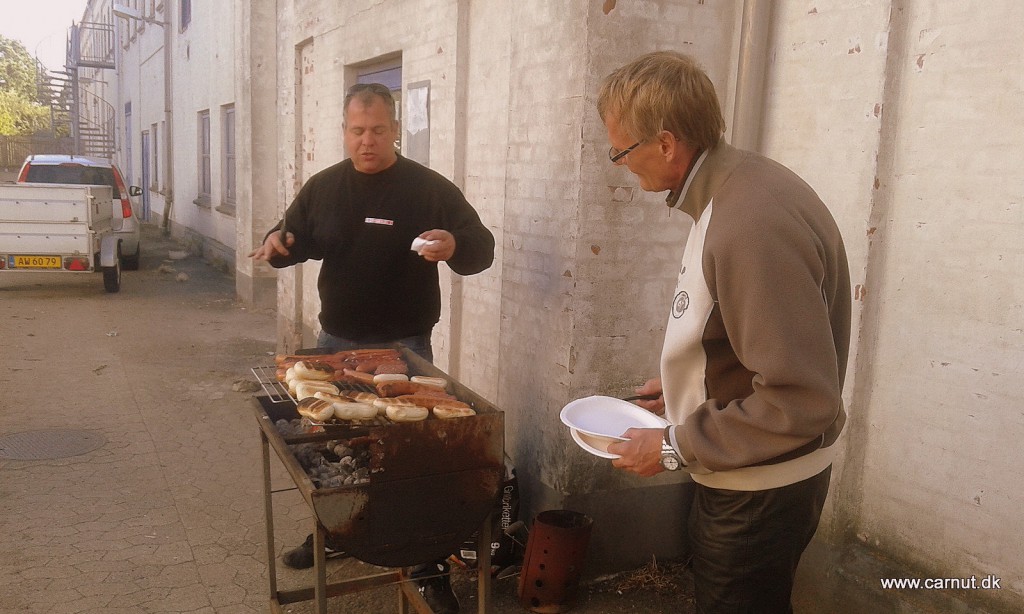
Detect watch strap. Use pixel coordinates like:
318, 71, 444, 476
662, 425, 686, 467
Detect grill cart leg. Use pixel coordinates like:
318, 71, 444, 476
260, 431, 280, 602
476, 512, 494, 614
313, 523, 329, 614
397, 567, 435, 614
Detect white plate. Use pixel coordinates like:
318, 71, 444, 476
560, 395, 668, 439
570, 428, 622, 459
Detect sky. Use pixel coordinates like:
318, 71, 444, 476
0, 0, 90, 72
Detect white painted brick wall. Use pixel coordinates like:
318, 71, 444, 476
768, 0, 1023, 604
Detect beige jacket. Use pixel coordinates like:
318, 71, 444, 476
662, 141, 851, 491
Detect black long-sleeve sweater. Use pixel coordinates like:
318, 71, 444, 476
267, 155, 495, 342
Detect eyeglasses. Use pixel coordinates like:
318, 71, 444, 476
608, 141, 641, 164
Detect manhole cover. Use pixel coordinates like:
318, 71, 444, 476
0, 429, 106, 460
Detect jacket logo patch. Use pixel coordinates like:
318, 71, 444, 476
672, 291, 689, 319
364, 217, 394, 226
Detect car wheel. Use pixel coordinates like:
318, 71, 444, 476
104, 246, 122, 293
122, 242, 141, 270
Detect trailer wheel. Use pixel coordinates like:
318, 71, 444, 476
104, 245, 122, 293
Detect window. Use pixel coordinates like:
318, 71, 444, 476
221, 105, 236, 207
355, 62, 403, 151
151, 122, 159, 190
197, 110, 211, 205
180, 0, 191, 31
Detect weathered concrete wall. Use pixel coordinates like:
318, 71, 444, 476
765, 3, 1023, 611
459, 0, 510, 401
234, 0, 280, 309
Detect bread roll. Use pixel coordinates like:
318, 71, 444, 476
293, 360, 336, 381
313, 391, 351, 405
385, 404, 429, 422
373, 397, 419, 415
410, 376, 448, 390
343, 391, 380, 404
333, 402, 378, 421
297, 398, 335, 422
294, 380, 339, 400
432, 403, 477, 419
373, 373, 409, 384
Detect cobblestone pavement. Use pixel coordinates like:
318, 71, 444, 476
0, 224, 697, 614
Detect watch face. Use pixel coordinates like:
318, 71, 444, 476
661, 452, 681, 471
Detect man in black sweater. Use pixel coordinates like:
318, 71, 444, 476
251, 83, 494, 614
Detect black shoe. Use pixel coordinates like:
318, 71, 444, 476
281, 533, 347, 569
411, 560, 460, 613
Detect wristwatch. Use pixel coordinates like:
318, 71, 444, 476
660, 425, 684, 471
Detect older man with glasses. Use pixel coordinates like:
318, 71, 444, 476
251, 82, 494, 614
599, 51, 851, 614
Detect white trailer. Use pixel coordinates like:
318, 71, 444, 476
0, 183, 124, 292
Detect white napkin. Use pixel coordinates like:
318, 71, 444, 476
410, 237, 438, 254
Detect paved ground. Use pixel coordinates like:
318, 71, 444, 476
0, 224, 697, 614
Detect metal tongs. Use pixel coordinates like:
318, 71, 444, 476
621, 393, 661, 402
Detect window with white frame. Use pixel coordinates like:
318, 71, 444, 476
221, 105, 236, 208
197, 110, 211, 205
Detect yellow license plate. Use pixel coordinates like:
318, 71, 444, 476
13, 255, 62, 269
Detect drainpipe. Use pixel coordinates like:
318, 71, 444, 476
731, 0, 772, 152
161, 9, 174, 236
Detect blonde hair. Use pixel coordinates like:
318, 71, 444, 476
598, 51, 725, 151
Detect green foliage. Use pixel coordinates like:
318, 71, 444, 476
0, 91, 51, 136
0, 35, 52, 136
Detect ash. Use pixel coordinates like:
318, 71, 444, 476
275, 418, 372, 488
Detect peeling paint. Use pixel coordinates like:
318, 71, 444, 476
848, 44, 861, 54
602, 0, 616, 14
916, 54, 925, 69
563, 270, 573, 278
808, 7, 818, 14
873, 103, 881, 117
866, 227, 877, 236
591, 245, 601, 255
854, 284, 867, 301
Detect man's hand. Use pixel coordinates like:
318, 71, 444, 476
608, 427, 665, 477
633, 377, 665, 416
417, 229, 456, 262
249, 231, 295, 261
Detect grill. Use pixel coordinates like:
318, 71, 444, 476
252, 345, 505, 613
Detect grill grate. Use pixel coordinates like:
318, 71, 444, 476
251, 365, 382, 404
251, 365, 292, 403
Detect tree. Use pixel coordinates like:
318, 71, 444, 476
0, 35, 51, 136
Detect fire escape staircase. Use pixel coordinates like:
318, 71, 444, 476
38, 21, 117, 159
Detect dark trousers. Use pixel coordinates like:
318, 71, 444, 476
688, 467, 831, 614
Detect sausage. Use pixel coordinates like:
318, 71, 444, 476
342, 368, 378, 384
376, 380, 451, 398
